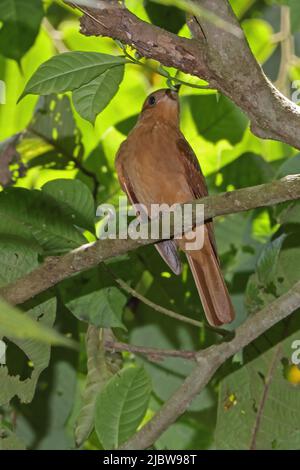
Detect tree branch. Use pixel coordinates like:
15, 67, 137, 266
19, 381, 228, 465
0, 175, 299, 306
76, 0, 300, 150
104, 340, 197, 361
119, 278, 300, 449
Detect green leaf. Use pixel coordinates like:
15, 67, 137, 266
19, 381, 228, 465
26, 94, 84, 164
73, 65, 125, 124
275, 231, 300, 294
0, 135, 23, 186
188, 94, 248, 144
0, 297, 76, 348
16, 95, 85, 173
257, 234, 286, 285
3, 94, 86, 181
0, 298, 57, 405
42, 179, 95, 232
0, 187, 86, 254
75, 327, 122, 447
289, 0, 300, 32
0, 238, 39, 288
208, 152, 274, 192
14, 308, 79, 449
0, 0, 44, 62
155, 418, 213, 450
245, 227, 300, 314
20, 52, 126, 100
276, 153, 300, 178
33, 360, 77, 449
115, 114, 138, 136
242, 19, 275, 64
276, 0, 300, 32
144, 0, 186, 33
274, 154, 300, 225
215, 316, 300, 450
95, 366, 151, 449
0, 429, 26, 450
66, 287, 127, 330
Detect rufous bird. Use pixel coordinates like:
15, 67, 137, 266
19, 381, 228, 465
115, 88, 234, 326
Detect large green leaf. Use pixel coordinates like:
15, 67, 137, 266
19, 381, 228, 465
0, 428, 26, 450
208, 152, 274, 192
0, 238, 68, 406
115, 114, 138, 135
246, 229, 300, 314
26, 94, 84, 164
75, 327, 122, 447
0, 238, 39, 287
42, 179, 95, 233
2, 94, 85, 178
257, 234, 286, 285
0, 298, 75, 348
277, 0, 300, 32
144, 0, 186, 33
0, 187, 86, 254
20, 52, 126, 99
242, 19, 275, 64
66, 287, 127, 330
215, 316, 300, 449
188, 94, 248, 144
73, 65, 125, 124
276, 153, 300, 178
155, 417, 213, 450
14, 306, 79, 450
274, 154, 300, 225
0, 298, 56, 405
95, 366, 151, 449
0, 0, 44, 62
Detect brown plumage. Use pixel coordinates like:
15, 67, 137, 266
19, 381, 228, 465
115, 88, 234, 326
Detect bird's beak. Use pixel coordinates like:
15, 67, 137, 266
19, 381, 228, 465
166, 88, 179, 101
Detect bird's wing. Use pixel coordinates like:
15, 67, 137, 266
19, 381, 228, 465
115, 155, 182, 275
176, 137, 234, 326
176, 137, 218, 260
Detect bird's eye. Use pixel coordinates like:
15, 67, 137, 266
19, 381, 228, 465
149, 96, 156, 106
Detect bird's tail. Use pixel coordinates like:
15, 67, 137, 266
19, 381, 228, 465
184, 233, 235, 326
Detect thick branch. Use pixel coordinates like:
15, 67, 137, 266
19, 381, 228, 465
78, 1, 209, 79
120, 278, 300, 449
78, 0, 300, 150
0, 175, 299, 306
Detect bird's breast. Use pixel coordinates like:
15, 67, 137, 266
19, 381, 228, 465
123, 123, 192, 209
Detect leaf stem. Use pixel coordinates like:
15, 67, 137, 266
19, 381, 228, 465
121, 47, 212, 91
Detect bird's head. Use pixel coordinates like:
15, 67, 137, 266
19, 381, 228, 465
141, 88, 180, 123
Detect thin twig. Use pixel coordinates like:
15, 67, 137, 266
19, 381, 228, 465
43, 18, 69, 54
275, 6, 294, 97
104, 340, 197, 361
122, 48, 212, 91
103, 263, 230, 337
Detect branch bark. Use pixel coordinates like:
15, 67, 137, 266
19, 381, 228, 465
0, 175, 299, 305
119, 278, 300, 450
104, 341, 197, 361
77, 0, 300, 150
